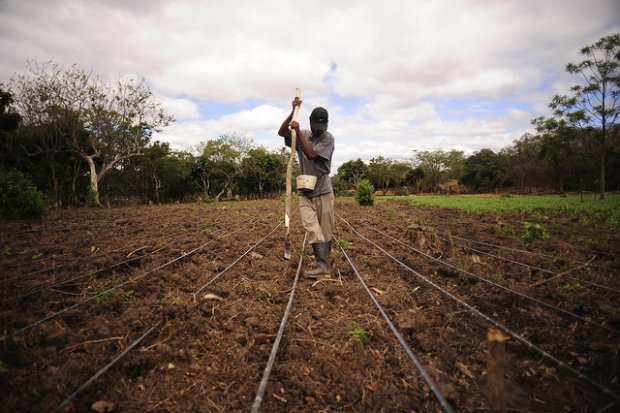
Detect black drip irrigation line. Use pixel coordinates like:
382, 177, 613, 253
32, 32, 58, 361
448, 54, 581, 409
0, 213, 236, 299
364, 223, 620, 336
430, 212, 620, 259
250, 232, 307, 413
0, 208, 217, 273
464, 244, 554, 274
0, 239, 177, 305
339, 216, 620, 404
1, 221, 257, 343
457, 241, 620, 295
335, 234, 456, 413
0, 212, 234, 285
0, 252, 71, 272
446, 232, 599, 267
52, 320, 162, 413
441, 232, 620, 295
193, 221, 283, 298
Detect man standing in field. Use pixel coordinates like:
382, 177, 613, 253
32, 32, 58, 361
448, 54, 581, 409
278, 97, 335, 277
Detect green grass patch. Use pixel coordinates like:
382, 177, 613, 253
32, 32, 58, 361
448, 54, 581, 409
381, 194, 620, 228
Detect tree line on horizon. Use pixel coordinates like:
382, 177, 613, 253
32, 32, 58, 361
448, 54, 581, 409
0, 34, 618, 215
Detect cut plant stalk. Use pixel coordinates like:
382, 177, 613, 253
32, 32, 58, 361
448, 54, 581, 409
284, 87, 301, 260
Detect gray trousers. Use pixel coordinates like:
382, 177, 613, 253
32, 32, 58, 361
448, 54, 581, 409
299, 192, 334, 244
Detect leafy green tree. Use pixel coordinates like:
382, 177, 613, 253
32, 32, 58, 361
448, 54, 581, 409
541, 33, 620, 199
503, 133, 546, 192
367, 156, 392, 195
411, 150, 463, 192
12, 62, 173, 207
336, 158, 368, 189
389, 162, 414, 189
241, 146, 286, 197
460, 149, 509, 191
0, 87, 23, 171
406, 166, 425, 192
197, 134, 250, 202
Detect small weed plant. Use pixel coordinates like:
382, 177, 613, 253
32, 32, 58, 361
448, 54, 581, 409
408, 219, 436, 227
385, 206, 396, 219
355, 179, 374, 206
554, 282, 583, 301
521, 222, 549, 247
85, 185, 97, 208
256, 287, 273, 302
336, 239, 352, 249
0, 360, 9, 375
345, 321, 369, 345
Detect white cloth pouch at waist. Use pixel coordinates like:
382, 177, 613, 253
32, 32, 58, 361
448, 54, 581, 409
296, 174, 317, 191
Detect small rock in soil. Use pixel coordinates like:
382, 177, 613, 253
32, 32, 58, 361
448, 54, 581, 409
91, 400, 115, 412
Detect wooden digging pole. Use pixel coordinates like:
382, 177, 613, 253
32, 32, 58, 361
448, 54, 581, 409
284, 88, 301, 259
487, 328, 507, 413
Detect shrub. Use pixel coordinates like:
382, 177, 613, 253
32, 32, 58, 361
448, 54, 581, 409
355, 179, 374, 206
521, 222, 549, 247
85, 185, 98, 208
0, 169, 46, 219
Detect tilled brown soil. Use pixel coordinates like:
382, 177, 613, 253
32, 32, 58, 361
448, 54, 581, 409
0, 199, 618, 412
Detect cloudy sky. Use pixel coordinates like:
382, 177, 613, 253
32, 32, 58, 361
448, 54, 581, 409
1, 0, 618, 171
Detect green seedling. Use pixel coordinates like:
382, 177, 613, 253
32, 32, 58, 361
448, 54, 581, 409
31, 252, 43, 260
120, 288, 135, 302
408, 219, 436, 227
554, 282, 583, 301
0, 246, 12, 256
345, 321, 369, 345
94, 279, 134, 303
95, 289, 114, 303
172, 293, 182, 305
256, 287, 273, 302
337, 239, 352, 249
522, 222, 549, 247
0, 360, 8, 375
238, 277, 251, 295
31, 329, 49, 348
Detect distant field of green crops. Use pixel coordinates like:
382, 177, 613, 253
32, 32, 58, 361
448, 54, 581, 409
379, 194, 620, 228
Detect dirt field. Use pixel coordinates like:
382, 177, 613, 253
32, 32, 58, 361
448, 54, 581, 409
1, 198, 618, 412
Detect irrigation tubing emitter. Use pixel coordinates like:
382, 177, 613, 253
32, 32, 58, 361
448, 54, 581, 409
193, 221, 283, 298
250, 232, 308, 413
52, 320, 162, 413
366, 224, 620, 336
0, 221, 257, 343
340, 216, 620, 403
335, 234, 456, 413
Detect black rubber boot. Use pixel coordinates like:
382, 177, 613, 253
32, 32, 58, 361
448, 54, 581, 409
305, 242, 331, 277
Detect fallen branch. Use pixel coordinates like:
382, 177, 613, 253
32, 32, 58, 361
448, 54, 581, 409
61, 336, 124, 353
528, 256, 595, 288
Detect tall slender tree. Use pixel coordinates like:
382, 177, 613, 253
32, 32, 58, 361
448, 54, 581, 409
545, 33, 620, 199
